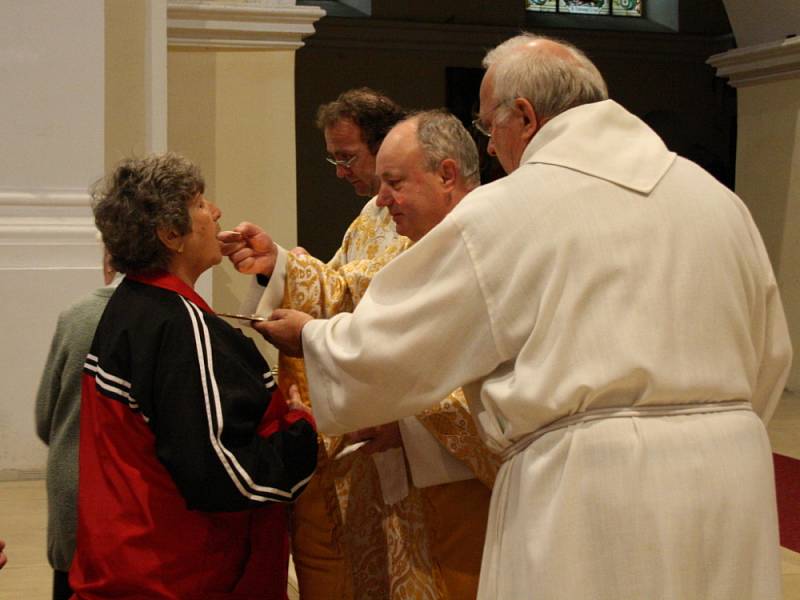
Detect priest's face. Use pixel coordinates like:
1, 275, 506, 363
324, 118, 379, 197
479, 69, 528, 174
375, 120, 459, 242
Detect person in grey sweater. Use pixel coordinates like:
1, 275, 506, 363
35, 254, 117, 600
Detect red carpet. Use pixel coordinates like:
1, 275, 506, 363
774, 453, 800, 553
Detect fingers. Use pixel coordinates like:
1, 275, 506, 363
287, 384, 301, 403
359, 439, 387, 455
218, 223, 274, 256
218, 230, 245, 257
234, 222, 274, 255
268, 308, 289, 321
250, 310, 312, 357
218, 224, 254, 249
285, 384, 312, 415
237, 222, 265, 238
223, 244, 275, 276
219, 242, 243, 258
251, 319, 275, 346
251, 320, 283, 352
345, 427, 377, 443
219, 222, 260, 240
347, 423, 402, 455
251, 319, 269, 334
228, 252, 257, 274
228, 245, 256, 264
217, 230, 244, 243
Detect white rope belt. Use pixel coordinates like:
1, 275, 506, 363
500, 400, 753, 463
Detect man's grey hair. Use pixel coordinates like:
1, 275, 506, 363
410, 110, 480, 189
482, 33, 608, 123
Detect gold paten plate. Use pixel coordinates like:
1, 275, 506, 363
217, 312, 266, 322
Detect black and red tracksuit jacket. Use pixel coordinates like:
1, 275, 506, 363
70, 272, 317, 600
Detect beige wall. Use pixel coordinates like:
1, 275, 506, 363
105, 1, 149, 167
105, 0, 167, 165
168, 48, 298, 361
735, 79, 800, 389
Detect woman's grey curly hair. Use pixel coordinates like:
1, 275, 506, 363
92, 153, 204, 274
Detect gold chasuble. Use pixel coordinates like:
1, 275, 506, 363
276, 199, 500, 599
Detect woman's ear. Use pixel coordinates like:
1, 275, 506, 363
157, 226, 185, 254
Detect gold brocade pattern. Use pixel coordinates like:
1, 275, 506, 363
279, 199, 496, 599
417, 390, 501, 489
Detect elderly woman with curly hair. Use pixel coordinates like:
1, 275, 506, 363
69, 153, 318, 600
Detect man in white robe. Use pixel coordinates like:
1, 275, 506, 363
222, 100, 498, 599
258, 34, 793, 599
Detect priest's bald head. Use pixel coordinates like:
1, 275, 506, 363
477, 33, 608, 174
375, 110, 479, 242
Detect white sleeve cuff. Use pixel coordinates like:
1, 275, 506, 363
238, 245, 288, 316
251, 245, 287, 316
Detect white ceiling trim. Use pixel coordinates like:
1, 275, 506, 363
167, 1, 326, 49
708, 36, 800, 88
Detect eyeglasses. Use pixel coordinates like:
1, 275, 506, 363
472, 99, 513, 139
472, 118, 492, 138
325, 155, 358, 168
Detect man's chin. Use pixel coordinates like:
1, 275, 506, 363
392, 217, 407, 237
351, 181, 376, 198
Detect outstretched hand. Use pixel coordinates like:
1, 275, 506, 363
218, 222, 278, 276
253, 309, 313, 357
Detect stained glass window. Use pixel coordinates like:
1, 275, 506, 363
526, 0, 643, 17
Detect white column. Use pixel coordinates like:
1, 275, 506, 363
166, 0, 324, 361
0, 2, 105, 477
709, 38, 800, 390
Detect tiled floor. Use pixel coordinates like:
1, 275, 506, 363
1, 393, 798, 599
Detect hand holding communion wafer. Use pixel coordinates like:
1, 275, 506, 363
218, 222, 278, 276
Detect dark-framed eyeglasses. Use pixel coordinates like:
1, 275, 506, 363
325, 155, 358, 168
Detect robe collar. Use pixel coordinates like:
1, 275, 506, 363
126, 271, 214, 314
520, 99, 676, 194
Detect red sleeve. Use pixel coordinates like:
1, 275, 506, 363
256, 386, 316, 438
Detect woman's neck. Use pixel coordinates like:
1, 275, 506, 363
167, 259, 199, 289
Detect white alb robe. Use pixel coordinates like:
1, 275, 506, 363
301, 100, 792, 599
